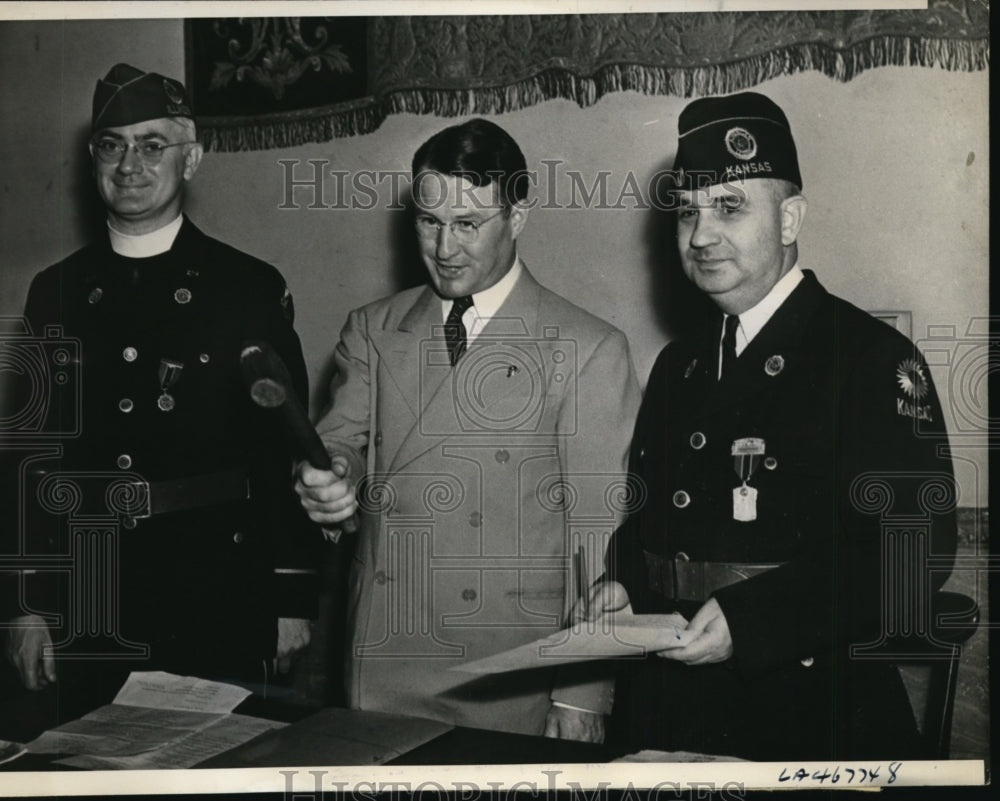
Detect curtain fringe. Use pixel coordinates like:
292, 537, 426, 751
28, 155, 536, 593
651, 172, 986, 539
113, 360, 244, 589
200, 36, 989, 152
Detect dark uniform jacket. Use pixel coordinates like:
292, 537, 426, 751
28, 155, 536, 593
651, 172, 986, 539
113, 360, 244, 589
2, 217, 319, 679
607, 270, 956, 760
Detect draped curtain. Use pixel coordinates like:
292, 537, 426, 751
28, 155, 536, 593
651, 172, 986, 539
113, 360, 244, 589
187, 3, 990, 152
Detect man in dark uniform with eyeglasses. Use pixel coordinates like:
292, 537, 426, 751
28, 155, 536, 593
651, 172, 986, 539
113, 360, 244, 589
576, 92, 957, 760
0, 64, 320, 738
295, 118, 641, 740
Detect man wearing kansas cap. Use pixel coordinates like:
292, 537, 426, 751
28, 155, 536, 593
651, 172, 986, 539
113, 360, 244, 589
576, 92, 958, 760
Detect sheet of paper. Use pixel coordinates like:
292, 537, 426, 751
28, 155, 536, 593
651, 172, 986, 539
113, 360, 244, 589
26, 704, 225, 755
451, 611, 692, 674
614, 749, 750, 763
56, 714, 286, 770
0, 740, 27, 766
111, 670, 252, 713
199, 708, 454, 768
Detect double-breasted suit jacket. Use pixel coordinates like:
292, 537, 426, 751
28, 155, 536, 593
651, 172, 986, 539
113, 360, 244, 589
607, 271, 957, 760
317, 264, 640, 734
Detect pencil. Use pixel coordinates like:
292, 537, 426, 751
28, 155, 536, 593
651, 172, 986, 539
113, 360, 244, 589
575, 545, 590, 619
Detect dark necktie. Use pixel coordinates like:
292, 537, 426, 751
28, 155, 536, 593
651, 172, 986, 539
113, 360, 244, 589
445, 295, 474, 366
720, 314, 739, 380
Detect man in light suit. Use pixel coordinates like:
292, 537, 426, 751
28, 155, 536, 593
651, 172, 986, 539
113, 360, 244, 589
297, 119, 640, 740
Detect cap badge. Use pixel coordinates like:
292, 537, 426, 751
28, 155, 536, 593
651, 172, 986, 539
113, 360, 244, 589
164, 79, 185, 105
764, 354, 785, 376
725, 127, 758, 161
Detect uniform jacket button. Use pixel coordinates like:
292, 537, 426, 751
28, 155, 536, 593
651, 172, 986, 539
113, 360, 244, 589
461, 588, 477, 601
689, 431, 706, 450
233, 532, 244, 544
468, 512, 482, 528
764, 456, 778, 470
88, 287, 103, 304
672, 490, 691, 508
800, 656, 815, 667
121, 517, 137, 530
199, 353, 210, 364
174, 288, 192, 304
494, 449, 510, 464
122, 346, 138, 362
116, 454, 132, 470
374, 570, 388, 585
118, 398, 134, 413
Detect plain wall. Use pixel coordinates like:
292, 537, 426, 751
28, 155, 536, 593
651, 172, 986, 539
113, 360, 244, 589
0, 18, 989, 505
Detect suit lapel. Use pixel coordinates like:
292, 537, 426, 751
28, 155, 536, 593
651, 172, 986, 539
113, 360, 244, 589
386, 266, 543, 474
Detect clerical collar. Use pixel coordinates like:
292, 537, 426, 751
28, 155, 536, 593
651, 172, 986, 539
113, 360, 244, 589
108, 215, 183, 258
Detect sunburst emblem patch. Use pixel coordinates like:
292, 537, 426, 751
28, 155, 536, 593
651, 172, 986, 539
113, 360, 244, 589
896, 358, 929, 399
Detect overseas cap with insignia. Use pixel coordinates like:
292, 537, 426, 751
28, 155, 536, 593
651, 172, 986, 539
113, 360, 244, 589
673, 91, 802, 190
92, 63, 192, 131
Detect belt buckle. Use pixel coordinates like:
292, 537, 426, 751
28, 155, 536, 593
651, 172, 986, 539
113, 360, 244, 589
117, 479, 152, 525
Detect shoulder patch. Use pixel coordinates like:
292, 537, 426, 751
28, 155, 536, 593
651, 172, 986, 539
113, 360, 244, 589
895, 357, 933, 421
280, 285, 295, 323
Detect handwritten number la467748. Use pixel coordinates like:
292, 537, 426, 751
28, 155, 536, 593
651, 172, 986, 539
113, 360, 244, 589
778, 762, 901, 785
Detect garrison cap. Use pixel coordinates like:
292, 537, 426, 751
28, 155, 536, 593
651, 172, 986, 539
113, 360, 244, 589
673, 92, 802, 190
92, 63, 192, 131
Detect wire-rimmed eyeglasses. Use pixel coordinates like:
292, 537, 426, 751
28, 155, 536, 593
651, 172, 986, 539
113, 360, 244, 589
414, 209, 506, 244
91, 138, 197, 165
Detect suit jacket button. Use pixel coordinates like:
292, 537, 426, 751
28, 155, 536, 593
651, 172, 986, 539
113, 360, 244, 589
468, 512, 482, 528
233, 531, 244, 544
461, 588, 477, 601
689, 432, 706, 450
374, 570, 388, 585
672, 490, 691, 508
800, 656, 814, 667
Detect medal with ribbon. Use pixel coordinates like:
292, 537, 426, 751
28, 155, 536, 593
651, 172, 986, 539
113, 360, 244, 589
157, 359, 184, 412
731, 437, 765, 522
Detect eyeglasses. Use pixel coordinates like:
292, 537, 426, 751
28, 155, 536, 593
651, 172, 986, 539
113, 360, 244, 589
414, 209, 506, 244
91, 138, 197, 165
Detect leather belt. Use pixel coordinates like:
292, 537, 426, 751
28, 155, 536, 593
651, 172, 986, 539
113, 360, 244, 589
643, 550, 780, 602
120, 468, 250, 520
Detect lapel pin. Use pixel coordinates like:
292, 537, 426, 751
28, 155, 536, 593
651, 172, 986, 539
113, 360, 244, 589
764, 355, 785, 376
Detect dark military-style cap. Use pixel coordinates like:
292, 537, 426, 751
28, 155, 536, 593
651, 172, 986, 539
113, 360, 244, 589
673, 91, 802, 190
92, 63, 192, 131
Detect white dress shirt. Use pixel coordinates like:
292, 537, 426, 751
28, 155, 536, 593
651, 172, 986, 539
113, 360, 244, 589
718, 264, 804, 378
440, 256, 523, 343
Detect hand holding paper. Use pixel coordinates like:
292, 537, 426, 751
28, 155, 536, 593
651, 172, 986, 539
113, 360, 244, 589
654, 597, 733, 664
